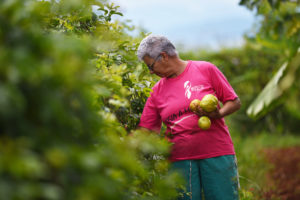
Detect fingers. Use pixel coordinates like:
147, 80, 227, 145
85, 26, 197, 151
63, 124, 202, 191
194, 106, 221, 119
207, 109, 221, 119
194, 106, 207, 117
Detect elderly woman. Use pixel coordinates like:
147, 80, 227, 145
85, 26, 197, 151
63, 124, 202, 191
137, 34, 241, 200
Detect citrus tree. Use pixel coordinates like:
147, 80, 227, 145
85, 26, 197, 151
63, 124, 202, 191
0, 0, 182, 199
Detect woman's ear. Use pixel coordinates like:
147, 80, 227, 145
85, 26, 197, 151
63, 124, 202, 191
161, 52, 168, 62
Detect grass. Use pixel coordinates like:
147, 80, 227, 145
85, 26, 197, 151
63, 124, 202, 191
231, 131, 300, 200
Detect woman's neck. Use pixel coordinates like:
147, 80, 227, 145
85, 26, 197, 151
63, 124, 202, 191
168, 59, 188, 78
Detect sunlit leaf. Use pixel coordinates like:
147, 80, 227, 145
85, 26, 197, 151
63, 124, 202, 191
247, 49, 300, 119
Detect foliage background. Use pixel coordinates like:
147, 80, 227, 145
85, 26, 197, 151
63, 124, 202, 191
0, 0, 181, 199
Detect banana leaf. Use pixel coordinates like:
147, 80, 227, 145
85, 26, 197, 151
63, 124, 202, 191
247, 48, 300, 120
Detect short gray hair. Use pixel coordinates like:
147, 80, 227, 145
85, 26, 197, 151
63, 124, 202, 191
137, 34, 178, 61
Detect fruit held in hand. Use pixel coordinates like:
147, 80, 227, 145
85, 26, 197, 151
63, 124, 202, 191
198, 116, 211, 130
200, 94, 218, 112
189, 99, 201, 112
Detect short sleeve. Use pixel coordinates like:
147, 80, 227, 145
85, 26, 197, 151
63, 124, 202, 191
138, 94, 162, 133
209, 64, 238, 104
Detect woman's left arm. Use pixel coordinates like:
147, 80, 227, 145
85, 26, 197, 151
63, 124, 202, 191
217, 97, 241, 119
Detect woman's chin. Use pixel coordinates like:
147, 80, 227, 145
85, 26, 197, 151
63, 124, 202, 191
154, 73, 164, 77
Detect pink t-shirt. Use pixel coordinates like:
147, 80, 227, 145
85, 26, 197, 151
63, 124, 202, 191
139, 60, 238, 162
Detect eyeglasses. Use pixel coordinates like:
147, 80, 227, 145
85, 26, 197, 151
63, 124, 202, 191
147, 54, 161, 71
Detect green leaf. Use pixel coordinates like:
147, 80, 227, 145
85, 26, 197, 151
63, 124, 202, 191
247, 48, 300, 119
258, 0, 272, 14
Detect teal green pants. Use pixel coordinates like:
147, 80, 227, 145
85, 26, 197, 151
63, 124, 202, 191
171, 155, 239, 200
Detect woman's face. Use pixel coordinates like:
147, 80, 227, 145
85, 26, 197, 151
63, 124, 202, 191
143, 53, 173, 78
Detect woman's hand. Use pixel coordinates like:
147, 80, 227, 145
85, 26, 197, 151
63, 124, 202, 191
194, 105, 222, 119
193, 98, 241, 119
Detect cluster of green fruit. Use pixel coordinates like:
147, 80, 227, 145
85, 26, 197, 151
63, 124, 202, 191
189, 94, 218, 130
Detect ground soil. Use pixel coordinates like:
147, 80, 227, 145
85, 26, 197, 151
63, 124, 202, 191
261, 146, 300, 200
